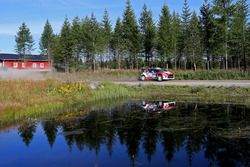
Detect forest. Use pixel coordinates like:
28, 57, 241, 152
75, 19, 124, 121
15, 0, 250, 72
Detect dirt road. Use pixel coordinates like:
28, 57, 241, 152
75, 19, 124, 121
114, 80, 250, 87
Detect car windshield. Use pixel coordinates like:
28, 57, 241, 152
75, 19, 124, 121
155, 68, 167, 72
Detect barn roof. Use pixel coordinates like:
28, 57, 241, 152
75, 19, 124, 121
0, 53, 48, 62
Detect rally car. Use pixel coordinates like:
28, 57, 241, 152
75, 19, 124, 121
140, 67, 175, 81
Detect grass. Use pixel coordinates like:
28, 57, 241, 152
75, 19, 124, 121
0, 80, 136, 127
0, 79, 250, 129
173, 69, 250, 80
49, 69, 140, 82
43, 69, 250, 81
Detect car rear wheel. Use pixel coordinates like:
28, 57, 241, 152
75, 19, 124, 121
157, 75, 163, 82
141, 75, 146, 81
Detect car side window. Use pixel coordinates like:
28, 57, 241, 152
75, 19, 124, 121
148, 69, 153, 77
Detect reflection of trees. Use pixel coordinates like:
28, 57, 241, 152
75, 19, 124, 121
122, 110, 144, 165
42, 120, 58, 148
161, 130, 184, 162
142, 116, 159, 162
16, 102, 250, 166
18, 122, 37, 146
204, 131, 250, 167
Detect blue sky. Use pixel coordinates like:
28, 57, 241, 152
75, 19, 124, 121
0, 0, 246, 54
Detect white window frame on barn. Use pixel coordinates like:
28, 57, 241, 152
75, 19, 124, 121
22, 63, 26, 68
13, 62, 18, 68
32, 63, 37, 69
40, 63, 44, 68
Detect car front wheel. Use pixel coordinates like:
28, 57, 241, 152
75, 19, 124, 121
157, 75, 163, 82
141, 75, 146, 81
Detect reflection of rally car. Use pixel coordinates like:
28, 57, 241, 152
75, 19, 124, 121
141, 101, 176, 112
140, 67, 175, 81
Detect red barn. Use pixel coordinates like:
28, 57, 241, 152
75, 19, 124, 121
0, 53, 52, 72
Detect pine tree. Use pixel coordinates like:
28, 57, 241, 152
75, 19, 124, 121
231, 0, 249, 70
71, 16, 81, 71
60, 18, 73, 73
200, 0, 214, 70
139, 4, 156, 66
189, 12, 202, 71
170, 11, 181, 70
212, 0, 235, 70
122, 0, 140, 69
111, 17, 123, 69
180, 0, 192, 69
101, 9, 112, 68
15, 22, 34, 58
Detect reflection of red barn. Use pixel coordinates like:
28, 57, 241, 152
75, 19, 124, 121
0, 53, 51, 71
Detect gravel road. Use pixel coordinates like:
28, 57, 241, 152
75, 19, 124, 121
114, 80, 250, 87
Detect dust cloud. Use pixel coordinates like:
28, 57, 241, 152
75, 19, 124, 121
0, 69, 52, 80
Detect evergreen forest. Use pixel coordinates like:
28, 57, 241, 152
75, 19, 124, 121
15, 0, 250, 72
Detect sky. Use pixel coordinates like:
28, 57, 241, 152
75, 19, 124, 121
0, 0, 247, 54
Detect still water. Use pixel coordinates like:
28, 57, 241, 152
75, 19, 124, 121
0, 100, 249, 167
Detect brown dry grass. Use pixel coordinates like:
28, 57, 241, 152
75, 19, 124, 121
0, 80, 64, 114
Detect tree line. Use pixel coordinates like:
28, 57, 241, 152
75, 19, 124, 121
15, 0, 250, 72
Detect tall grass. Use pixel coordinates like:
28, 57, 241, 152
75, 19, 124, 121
91, 82, 134, 101
0, 80, 135, 127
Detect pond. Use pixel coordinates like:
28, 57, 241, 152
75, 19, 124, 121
0, 100, 249, 167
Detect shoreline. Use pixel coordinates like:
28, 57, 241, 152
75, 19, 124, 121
0, 80, 250, 128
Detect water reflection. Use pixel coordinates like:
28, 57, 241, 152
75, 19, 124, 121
141, 100, 176, 112
2, 101, 250, 167
18, 122, 37, 146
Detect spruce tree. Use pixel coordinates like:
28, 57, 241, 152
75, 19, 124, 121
171, 11, 181, 69
157, 4, 172, 67
212, 0, 235, 70
71, 16, 81, 71
111, 17, 123, 69
51, 35, 62, 65
40, 20, 54, 55
180, 0, 191, 69
189, 12, 202, 71
81, 14, 103, 71
122, 0, 140, 69
139, 4, 156, 66
101, 9, 112, 68
15, 22, 34, 57
247, 23, 250, 67
60, 18, 73, 72
231, 0, 249, 70
200, 0, 214, 70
